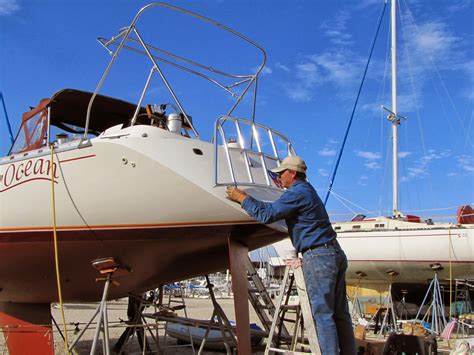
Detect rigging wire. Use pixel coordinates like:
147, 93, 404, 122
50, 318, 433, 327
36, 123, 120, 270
465, 111, 473, 150
329, 193, 358, 216
402, 0, 473, 149
399, 0, 443, 209
324, 1, 388, 205
329, 190, 373, 216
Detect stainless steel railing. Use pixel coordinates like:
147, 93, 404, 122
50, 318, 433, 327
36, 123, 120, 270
213, 116, 296, 188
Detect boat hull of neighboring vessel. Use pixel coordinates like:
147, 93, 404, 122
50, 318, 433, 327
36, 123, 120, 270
274, 221, 474, 286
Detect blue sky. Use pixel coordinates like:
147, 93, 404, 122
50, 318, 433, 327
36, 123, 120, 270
1, 0, 472, 221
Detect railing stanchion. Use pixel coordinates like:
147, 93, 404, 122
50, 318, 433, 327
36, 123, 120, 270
251, 123, 271, 186
234, 120, 254, 183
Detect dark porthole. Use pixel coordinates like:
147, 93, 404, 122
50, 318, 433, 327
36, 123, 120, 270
193, 148, 203, 155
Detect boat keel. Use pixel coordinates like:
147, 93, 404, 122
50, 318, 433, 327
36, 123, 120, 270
0, 302, 54, 355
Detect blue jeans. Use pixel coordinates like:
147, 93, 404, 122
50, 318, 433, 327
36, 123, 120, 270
302, 241, 356, 355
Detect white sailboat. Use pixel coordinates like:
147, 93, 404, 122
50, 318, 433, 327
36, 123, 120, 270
274, 0, 474, 287
0, 4, 293, 353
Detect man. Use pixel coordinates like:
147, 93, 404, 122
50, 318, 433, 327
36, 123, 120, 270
226, 156, 356, 354
113, 293, 152, 354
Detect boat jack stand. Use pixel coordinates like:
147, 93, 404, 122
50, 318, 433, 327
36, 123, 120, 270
198, 275, 236, 354
68, 257, 131, 354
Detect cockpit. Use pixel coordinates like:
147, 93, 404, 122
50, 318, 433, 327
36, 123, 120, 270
7, 88, 192, 156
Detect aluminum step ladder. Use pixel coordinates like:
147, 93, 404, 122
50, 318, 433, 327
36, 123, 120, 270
264, 260, 321, 354
153, 283, 196, 354
245, 257, 290, 340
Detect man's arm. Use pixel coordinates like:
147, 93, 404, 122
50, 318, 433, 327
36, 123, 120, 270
226, 186, 300, 224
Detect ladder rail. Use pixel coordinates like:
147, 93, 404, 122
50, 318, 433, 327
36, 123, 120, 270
264, 266, 292, 355
264, 262, 321, 355
245, 257, 291, 341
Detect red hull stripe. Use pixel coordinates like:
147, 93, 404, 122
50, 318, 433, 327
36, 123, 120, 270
59, 154, 96, 163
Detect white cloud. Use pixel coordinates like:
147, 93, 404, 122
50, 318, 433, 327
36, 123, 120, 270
408, 167, 428, 177
286, 85, 313, 102
318, 168, 329, 177
398, 15, 468, 97
309, 52, 361, 87
355, 150, 382, 170
320, 10, 353, 46
356, 0, 382, 9
295, 62, 320, 85
458, 155, 474, 173
253, 66, 272, 76
364, 161, 381, 170
402, 149, 453, 181
357, 175, 369, 186
285, 51, 364, 102
396, 95, 423, 114
413, 22, 458, 55
275, 63, 289, 72
0, 0, 20, 16
446, 1, 471, 14
318, 148, 337, 157
421, 150, 451, 163
398, 151, 411, 158
361, 102, 384, 116
355, 150, 381, 160
285, 62, 321, 102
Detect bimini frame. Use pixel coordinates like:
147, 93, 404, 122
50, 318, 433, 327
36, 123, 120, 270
83, 2, 267, 140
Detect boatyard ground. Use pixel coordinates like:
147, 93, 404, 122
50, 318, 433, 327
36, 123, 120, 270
1, 297, 265, 354
1, 297, 471, 353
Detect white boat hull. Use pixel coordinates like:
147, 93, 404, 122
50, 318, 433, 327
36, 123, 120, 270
0, 125, 287, 303
273, 219, 474, 285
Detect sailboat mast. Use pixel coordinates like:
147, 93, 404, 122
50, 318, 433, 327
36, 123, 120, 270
391, 0, 399, 216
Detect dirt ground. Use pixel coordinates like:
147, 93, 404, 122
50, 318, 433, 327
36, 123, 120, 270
1, 297, 467, 354
1, 297, 267, 354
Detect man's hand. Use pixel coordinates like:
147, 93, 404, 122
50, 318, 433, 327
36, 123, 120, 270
226, 186, 248, 204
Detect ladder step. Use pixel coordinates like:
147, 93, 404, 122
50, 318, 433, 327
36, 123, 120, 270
170, 305, 186, 311
281, 305, 299, 310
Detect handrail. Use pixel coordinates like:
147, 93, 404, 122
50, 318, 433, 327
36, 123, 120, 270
213, 116, 296, 188
84, 2, 267, 139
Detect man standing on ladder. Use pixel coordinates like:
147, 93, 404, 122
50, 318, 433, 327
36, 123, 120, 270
226, 156, 356, 354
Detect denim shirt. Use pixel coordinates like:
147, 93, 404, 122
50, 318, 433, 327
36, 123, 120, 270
241, 180, 336, 252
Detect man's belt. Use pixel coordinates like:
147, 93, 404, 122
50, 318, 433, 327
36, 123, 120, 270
301, 239, 337, 254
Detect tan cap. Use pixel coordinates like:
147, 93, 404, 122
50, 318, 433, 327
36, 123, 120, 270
271, 156, 307, 174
